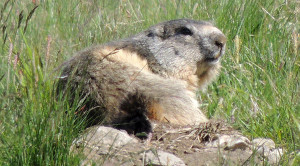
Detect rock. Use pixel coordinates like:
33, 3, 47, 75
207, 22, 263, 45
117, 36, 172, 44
72, 126, 142, 155
206, 134, 251, 150
267, 148, 283, 164
142, 150, 186, 166
182, 148, 253, 166
252, 138, 275, 151
252, 138, 283, 165
74, 126, 139, 148
72, 126, 144, 165
73, 126, 187, 165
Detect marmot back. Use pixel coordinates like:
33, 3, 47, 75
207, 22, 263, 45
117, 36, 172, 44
57, 19, 226, 136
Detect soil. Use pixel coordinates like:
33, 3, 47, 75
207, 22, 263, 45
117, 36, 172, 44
75, 120, 262, 166
146, 120, 254, 166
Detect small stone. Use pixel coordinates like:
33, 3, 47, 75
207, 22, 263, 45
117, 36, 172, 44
224, 135, 250, 150
252, 138, 283, 165
267, 148, 283, 164
206, 134, 250, 150
252, 138, 275, 150
142, 150, 186, 166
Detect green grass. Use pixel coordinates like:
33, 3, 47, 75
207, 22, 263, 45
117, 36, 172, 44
0, 0, 299, 165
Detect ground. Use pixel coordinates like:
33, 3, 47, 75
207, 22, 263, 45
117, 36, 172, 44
73, 121, 280, 165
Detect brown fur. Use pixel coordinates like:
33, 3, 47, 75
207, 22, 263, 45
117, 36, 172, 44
147, 101, 165, 122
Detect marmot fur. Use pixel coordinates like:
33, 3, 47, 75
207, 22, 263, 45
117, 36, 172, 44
57, 19, 226, 135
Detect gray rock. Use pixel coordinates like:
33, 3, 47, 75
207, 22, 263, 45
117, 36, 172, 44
252, 138, 283, 165
73, 126, 187, 166
142, 150, 186, 166
182, 148, 254, 166
267, 148, 283, 164
252, 138, 275, 151
206, 134, 251, 150
72, 126, 144, 165
74, 126, 139, 148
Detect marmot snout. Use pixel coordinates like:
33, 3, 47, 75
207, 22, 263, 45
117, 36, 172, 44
57, 19, 226, 136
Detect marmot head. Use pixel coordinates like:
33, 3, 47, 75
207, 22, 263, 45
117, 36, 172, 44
127, 19, 226, 86
147, 19, 226, 62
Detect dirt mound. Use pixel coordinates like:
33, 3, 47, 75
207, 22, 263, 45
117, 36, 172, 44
72, 121, 283, 165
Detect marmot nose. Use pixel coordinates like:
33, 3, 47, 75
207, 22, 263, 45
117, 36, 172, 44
213, 33, 226, 49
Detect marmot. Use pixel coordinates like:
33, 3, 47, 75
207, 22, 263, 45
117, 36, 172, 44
57, 19, 226, 135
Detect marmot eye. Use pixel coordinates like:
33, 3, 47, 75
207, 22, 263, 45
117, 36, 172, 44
175, 27, 193, 36
147, 32, 154, 37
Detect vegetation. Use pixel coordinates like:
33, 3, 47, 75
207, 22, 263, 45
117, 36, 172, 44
0, 0, 298, 165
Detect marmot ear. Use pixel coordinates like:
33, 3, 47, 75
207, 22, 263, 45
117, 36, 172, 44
147, 25, 170, 40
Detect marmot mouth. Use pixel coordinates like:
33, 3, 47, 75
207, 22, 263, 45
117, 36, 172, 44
204, 52, 222, 63
205, 57, 219, 62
